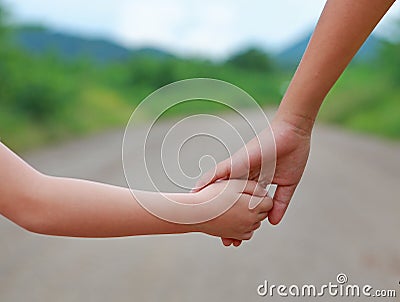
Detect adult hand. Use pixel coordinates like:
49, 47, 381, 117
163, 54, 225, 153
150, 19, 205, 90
194, 117, 311, 246
193, 0, 395, 247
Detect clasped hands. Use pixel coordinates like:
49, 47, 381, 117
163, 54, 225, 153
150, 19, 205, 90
192, 118, 311, 247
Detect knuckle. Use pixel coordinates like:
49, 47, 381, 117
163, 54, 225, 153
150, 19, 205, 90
242, 232, 253, 240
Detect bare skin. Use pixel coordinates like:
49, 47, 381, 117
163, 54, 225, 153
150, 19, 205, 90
0, 142, 272, 240
195, 0, 396, 246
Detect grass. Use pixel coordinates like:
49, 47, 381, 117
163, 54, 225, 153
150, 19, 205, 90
319, 63, 400, 139
1, 41, 399, 153
0, 84, 132, 151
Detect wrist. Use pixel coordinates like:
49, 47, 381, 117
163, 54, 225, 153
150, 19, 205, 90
160, 191, 205, 234
183, 191, 216, 235
273, 108, 315, 136
185, 192, 209, 234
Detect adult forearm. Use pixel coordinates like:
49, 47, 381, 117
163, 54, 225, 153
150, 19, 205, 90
275, 0, 395, 132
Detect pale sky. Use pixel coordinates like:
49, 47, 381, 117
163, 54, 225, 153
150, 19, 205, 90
3, 0, 400, 59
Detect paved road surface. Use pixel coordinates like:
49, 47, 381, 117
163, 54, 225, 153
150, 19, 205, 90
1, 111, 400, 302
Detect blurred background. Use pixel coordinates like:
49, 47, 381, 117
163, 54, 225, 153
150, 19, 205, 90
0, 1, 400, 301
0, 0, 399, 151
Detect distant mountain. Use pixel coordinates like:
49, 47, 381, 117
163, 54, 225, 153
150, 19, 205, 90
276, 30, 382, 68
12, 25, 383, 68
13, 25, 173, 63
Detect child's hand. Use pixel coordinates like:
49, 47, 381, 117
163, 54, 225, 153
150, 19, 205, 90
193, 180, 272, 241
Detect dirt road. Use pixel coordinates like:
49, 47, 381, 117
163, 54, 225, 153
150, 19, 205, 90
1, 111, 399, 302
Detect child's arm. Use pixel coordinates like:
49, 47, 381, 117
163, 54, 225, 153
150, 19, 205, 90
0, 142, 271, 239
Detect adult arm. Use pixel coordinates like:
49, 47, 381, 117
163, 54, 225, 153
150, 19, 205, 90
195, 0, 395, 246
270, 0, 396, 223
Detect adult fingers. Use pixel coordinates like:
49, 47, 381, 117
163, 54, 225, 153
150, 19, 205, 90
192, 158, 230, 192
193, 144, 252, 192
268, 184, 297, 225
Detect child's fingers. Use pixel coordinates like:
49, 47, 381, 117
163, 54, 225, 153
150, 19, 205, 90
252, 221, 262, 231
239, 181, 269, 210
240, 180, 269, 197
241, 231, 254, 240
222, 238, 242, 247
252, 196, 273, 212
257, 211, 269, 221
232, 240, 242, 247
248, 195, 264, 210
221, 238, 234, 246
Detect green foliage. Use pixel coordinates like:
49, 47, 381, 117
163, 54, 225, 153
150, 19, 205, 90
0, 3, 7, 36
0, 17, 280, 150
378, 40, 400, 83
320, 39, 400, 139
1, 0, 399, 151
227, 47, 274, 72
127, 57, 181, 89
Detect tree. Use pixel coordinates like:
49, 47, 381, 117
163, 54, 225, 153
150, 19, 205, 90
378, 20, 400, 83
226, 47, 274, 72
0, 2, 9, 39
